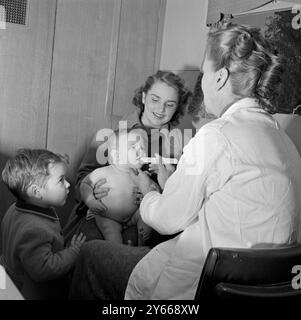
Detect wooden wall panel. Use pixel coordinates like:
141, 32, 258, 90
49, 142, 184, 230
0, 0, 166, 229
111, 0, 165, 119
46, 0, 118, 222
47, 0, 117, 179
0, 0, 56, 223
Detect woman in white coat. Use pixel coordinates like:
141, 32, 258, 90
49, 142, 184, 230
69, 23, 301, 300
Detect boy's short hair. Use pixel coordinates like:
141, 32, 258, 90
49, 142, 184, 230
1, 149, 68, 200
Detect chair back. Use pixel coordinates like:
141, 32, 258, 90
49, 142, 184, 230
195, 244, 301, 302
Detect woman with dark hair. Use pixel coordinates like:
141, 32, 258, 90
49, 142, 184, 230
133, 70, 189, 127
63, 70, 191, 245
69, 23, 301, 300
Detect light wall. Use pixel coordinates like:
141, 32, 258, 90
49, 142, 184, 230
160, 0, 208, 72
159, 0, 209, 131
274, 114, 301, 156
159, 0, 301, 156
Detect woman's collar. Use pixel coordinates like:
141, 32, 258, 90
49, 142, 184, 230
221, 97, 260, 118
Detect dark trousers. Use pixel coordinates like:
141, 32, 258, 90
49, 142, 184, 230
69, 240, 150, 300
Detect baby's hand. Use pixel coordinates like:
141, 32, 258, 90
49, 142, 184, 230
137, 221, 152, 246
132, 186, 143, 206
86, 210, 96, 221
70, 233, 86, 252
138, 223, 152, 240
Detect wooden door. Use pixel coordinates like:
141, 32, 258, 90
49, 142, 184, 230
46, 0, 119, 222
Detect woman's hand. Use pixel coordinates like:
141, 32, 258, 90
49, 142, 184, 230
129, 169, 160, 196
148, 158, 176, 176
85, 178, 109, 214
155, 154, 176, 190
86, 195, 107, 214
93, 178, 110, 200
148, 163, 159, 175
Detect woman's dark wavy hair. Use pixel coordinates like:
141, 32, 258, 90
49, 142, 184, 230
188, 72, 204, 117
207, 23, 283, 114
132, 70, 192, 126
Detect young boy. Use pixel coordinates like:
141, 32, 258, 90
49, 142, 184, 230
0, 149, 86, 300
80, 128, 159, 245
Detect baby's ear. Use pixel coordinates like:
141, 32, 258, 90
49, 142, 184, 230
27, 184, 42, 200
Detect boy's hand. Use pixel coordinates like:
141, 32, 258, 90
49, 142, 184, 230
70, 233, 86, 251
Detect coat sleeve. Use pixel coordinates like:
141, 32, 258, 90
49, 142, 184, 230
17, 226, 79, 282
140, 126, 233, 235
75, 133, 109, 201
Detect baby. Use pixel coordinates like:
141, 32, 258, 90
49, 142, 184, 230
0, 149, 86, 300
80, 128, 159, 245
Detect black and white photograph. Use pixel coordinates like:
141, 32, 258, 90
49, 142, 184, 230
0, 0, 301, 316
